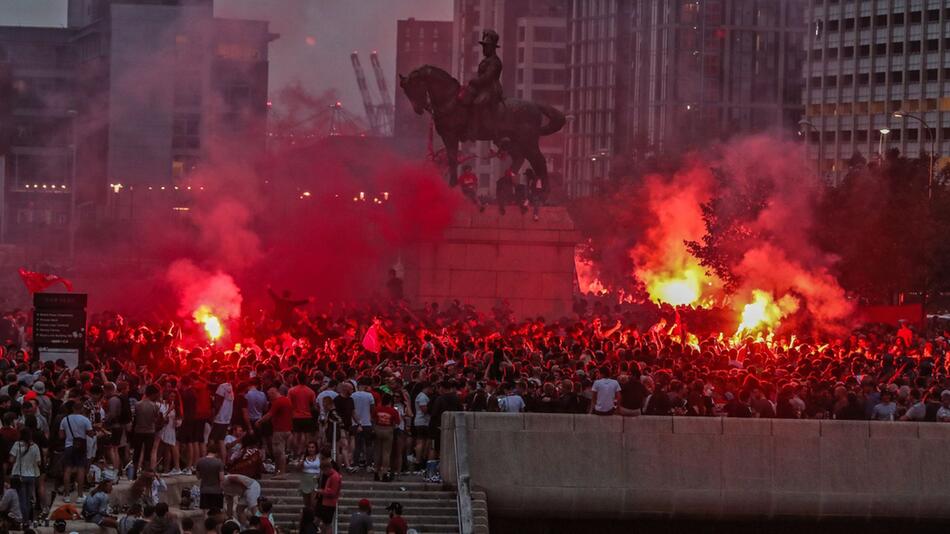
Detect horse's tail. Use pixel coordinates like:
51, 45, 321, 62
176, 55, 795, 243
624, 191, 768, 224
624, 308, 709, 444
538, 103, 566, 136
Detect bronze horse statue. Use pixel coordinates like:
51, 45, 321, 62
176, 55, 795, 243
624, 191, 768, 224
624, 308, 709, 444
399, 65, 565, 187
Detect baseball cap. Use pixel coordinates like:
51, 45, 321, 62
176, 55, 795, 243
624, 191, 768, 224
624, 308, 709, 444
358, 499, 372, 511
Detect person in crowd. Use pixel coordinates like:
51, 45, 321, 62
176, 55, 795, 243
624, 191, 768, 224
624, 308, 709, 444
351, 380, 375, 471
143, 502, 180, 534
373, 395, 400, 482
223, 474, 261, 526
59, 400, 92, 503
590, 365, 622, 416
298, 507, 319, 534
9, 428, 40, 522
347, 499, 373, 534
299, 441, 321, 509
0, 477, 22, 528
385, 501, 407, 534
196, 450, 224, 511
288, 372, 318, 459
314, 450, 341, 534
255, 388, 292, 477
81, 479, 118, 530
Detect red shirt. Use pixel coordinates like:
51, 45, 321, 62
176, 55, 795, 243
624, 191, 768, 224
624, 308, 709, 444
387, 516, 408, 534
374, 406, 400, 427
459, 172, 477, 189
288, 385, 316, 419
260, 516, 276, 534
269, 395, 293, 433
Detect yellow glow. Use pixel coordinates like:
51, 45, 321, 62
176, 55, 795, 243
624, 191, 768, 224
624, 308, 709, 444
193, 305, 223, 341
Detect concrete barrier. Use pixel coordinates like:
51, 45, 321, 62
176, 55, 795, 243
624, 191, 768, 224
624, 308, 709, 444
441, 413, 950, 520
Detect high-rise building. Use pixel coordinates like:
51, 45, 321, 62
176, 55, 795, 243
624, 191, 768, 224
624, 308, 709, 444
452, 0, 568, 195
0, 0, 275, 255
564, 0, 808, 198
563, 0, 632, 198
393, 18, 453, 156
802, 1, 950, 176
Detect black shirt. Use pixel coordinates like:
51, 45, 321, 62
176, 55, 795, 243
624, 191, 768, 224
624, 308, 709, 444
428, 392, 463, 431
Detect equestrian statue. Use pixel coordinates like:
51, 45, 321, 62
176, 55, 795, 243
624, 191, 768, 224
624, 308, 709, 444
399, 29, 566, 188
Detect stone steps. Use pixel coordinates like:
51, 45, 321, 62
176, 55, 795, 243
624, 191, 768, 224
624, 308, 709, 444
261, 478, 466, 534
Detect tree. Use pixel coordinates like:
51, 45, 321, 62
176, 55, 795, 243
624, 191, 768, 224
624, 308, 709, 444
684, 167, 773, 293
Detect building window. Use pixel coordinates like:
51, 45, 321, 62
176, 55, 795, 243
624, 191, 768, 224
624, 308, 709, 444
518, 26, 526, 42
842, 74, 853, 86
891, 71, 903, 83
842, 46, 854, 58
873, 72, 885, 84
892, 13, 905, 25
926, 9, 940, 22
909, 41, 921, 54
892, 42, 904, 54
859, 44, 870, 57
856, 130, 868, 142
908, 70, 921, 82
518, 47, 525, 62
874, 14, 887, 27
910, 11, 922, 24
172, 114, 201, 149
927, 39, 939, 52
874, 43, 887, 55
843, 18, 855, 30
858, 16, 870, 28
927, 69, 938, 82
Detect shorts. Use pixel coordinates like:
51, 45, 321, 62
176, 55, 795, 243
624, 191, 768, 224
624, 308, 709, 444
412, 425, 430, 440
179, 419, 208, 444
106, 427, 124, 447
272, 432, 290, 456
238, 481, 261, 509
199, 492, 224, 510
65, 445, 88, 468
314, 504, 336, 525
209, 423, 229, 442
293, 418, 317, 433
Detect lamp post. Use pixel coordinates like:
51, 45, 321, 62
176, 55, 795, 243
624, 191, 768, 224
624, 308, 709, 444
893, 111, 935, 200
66, 108, 78, 260
878, 128, 891, 159
798, 119, 821, 178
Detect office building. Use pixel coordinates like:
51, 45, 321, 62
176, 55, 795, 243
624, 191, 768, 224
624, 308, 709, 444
394, 18, 453, 155
0, 0, 275, 255
802, 0, 950, 175
564, 0, 807, 198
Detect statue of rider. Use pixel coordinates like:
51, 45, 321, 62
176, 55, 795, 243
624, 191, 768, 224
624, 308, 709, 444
462, 29, 503, 142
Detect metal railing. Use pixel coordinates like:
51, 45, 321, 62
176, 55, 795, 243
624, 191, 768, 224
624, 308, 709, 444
453, 412, 475, 534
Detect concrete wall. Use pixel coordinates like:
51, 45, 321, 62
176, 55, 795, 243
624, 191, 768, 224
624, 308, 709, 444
404, 206, 579, 319
441, 413, 950, 520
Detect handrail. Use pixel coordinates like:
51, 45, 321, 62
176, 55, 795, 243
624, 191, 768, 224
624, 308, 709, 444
453, 412, 475, 534
331, 420, 338, 534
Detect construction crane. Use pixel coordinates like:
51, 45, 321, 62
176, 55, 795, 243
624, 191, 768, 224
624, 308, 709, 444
370, 51, 394, 135
350, 51, 383, 135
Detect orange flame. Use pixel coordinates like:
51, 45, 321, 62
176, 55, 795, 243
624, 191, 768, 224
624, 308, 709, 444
194, 305, 223, 342
644, 265, 708, 307
734, 289, 798, 339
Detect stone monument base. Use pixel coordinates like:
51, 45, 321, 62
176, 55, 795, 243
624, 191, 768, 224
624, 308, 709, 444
404, 206, 579, 319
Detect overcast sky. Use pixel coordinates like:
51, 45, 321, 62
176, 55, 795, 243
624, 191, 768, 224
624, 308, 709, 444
0, 0, 453, 119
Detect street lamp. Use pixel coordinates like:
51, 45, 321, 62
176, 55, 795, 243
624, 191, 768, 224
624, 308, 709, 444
878, 128, 890, 158
798, 119, 821, 178
893, 111, 935, 200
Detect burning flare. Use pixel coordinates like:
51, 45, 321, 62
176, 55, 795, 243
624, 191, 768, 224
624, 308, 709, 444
194, 305, 223, 342
734, 290, 799, 338
646, 266, 706, 307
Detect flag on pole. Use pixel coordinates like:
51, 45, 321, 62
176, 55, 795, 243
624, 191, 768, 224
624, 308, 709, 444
362, 323, 381, 354
18, 268, 73, 293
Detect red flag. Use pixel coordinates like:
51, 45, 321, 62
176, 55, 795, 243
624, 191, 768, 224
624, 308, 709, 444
362, 324, 380, 354
18, 268, 73, 293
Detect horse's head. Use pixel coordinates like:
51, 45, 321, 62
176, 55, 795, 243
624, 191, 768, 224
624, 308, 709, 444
399, 70, 428, 115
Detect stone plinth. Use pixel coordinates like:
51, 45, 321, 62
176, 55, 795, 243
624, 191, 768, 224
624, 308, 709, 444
404, 206, 579, 319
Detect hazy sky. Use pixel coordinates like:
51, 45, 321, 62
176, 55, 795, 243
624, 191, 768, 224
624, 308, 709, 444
0, 0, 453, 119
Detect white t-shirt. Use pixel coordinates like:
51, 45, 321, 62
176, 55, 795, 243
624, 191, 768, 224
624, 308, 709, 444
351, 390, 375, 427
499, 394, 526, 413
414, 392, 430, 427
214, 383, 234, 424
60, 414, 92, 448
592, 378, 622, 413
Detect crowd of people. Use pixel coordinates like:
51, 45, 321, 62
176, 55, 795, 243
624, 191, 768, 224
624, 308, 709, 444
0, 295, 946, 533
